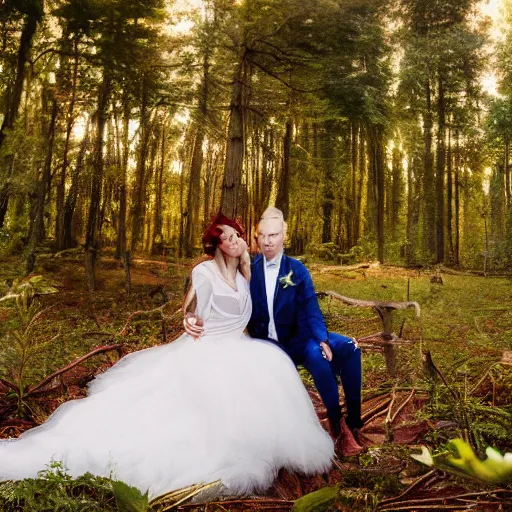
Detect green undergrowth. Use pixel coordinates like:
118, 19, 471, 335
0, 463, 118, 511
0, 257, 511, 509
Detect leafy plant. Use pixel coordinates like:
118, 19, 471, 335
112, 481, 149, 512
412, 439, 512, 484
0, 462, 118, 511
0, 275, 58, 417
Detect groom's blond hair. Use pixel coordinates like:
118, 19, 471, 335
260, 206, 287, 237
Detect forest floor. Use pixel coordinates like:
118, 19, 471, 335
0, 251, 511, 511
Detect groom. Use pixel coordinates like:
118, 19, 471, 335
247, 207, 363, 457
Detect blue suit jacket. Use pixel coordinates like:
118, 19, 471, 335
247, 253, 328, 347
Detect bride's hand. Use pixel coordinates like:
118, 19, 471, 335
239, 240, 251, 281
183, 312, 204, 339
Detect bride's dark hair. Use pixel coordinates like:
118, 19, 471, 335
202, 212, 245, 256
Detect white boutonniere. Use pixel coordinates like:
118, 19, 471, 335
279, 270, 296, 289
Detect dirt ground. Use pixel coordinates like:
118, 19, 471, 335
0, 253, 510, 511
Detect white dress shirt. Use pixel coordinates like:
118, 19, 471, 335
263, 252, 283, 341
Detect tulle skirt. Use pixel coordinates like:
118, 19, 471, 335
0, 333, 333, 498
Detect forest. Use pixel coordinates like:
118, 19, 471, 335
0, 0, 512, 510
0, 0, 511, 279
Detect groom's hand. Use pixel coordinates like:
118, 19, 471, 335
319, 341, 333, 362
183, 312, 204, 339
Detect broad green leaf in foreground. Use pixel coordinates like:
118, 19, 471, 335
412, 439, 512, 484
292, 486, 338, 512
112, 480, 149, 512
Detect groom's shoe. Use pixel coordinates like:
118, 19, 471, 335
335, 417, 364, 457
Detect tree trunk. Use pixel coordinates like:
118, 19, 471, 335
152, 122, 165, 255
0, 3, 42, 227
29, 97, 57, 252
276, 119, 292, 220
390, 146, 402, 241
454, 129, 460, 266
505, 136, 510, 210
184, 124, 205, 257
63, 121, 89, 249
221, 52, 246, 218
130, 74, 151, 252
423, 78, 436, 259
347, 120, 357, 248
115, 96, 130, 259
405, 148, 420, 265
85, 73, 111, 291
56, 36, 79, 250
446, 124, 454, 263
374, 128, 385, 263
322, 121, 335, 243
435, 73, 446, 264
355, 128, 365, 243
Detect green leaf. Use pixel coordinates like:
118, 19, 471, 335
112, 480, 149, 512
292, 486, 338, 512
412, 439, 512, 484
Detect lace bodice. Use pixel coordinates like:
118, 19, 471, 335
191, 260, 252, 337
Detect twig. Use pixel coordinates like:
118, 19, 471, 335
0, 378, 18, 391
27, 344, 122, 395
390, 388, 416, 424
377, 470, 436, 506
379, 488, 511, 509
384, 387, 397, 442
82, 331, 115, 338
361, 396, 392, 423
175, 498, 294, 509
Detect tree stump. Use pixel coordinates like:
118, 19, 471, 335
317, 291, 420, 377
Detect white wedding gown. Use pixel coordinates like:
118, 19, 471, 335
0, 260, 333, 498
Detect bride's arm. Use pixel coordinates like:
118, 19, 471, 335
239, 247, 251, 282
234, 238, 250, 282
183, 264, 213, 339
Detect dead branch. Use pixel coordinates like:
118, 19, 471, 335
82, 331, 114, 338
175, 498, 294, 510
317, 291, 421, 318
0, 378, 18, 392
361, 395, 392, 423
438, 265, 512, 277
320, 263, 371, 272
377, 470, 436, 507
377, 488, 512, 511
27, 344, 122, 395
390, 388, 416, 424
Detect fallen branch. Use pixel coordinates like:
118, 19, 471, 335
317, 291, 421, 318
27, 344, 122, 395
378, 488, 512, 511
390, 388, 416, 424
438, 265, 511, 278
377, 470, 436, 507
174, 498, 294, 510
362, 395, 392, 423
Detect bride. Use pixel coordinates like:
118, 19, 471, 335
0, 213, 334, 498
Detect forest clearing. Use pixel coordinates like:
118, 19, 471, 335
0, 253, 510, 511
2, 0, 512, 508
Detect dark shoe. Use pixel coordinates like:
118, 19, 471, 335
336, 417, 364, 457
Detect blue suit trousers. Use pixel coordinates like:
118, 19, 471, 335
276, 333, 362, 417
